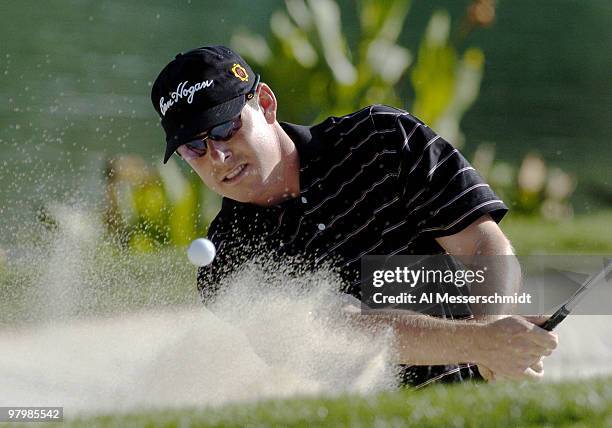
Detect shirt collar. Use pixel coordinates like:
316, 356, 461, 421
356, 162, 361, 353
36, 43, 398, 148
279, 121, 320, 168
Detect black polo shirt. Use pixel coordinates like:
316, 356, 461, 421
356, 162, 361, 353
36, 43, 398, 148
197, 104, 508, 387
198, 104, 508, 302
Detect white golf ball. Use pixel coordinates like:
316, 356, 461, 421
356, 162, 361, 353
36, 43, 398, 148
187, 238, 216, 267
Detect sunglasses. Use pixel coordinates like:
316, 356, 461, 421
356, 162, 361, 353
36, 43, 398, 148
177, 74, 260, 160
177, 115, 242, 160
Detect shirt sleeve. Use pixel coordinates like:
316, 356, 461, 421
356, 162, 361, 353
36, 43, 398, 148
395, 113, 508, 238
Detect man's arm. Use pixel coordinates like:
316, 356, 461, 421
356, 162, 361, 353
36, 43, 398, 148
345, 309, 556, 380
435, 213, 521, 316
348, 216, 552, 381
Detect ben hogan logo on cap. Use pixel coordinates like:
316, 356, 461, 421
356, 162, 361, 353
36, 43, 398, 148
159, 79, 214, 116
231, 63, 249, 82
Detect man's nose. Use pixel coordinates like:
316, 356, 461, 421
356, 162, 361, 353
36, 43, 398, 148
208, 140, 232, 164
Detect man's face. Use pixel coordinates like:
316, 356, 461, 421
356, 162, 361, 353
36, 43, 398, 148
178, 90, 290, 205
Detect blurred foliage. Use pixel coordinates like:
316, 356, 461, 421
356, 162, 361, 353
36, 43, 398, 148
102, 155, 220, 252
232, 0, 496, 146
472, 145, 576, 220
0, 247, 6, 273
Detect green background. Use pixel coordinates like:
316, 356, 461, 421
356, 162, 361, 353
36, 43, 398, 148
1, 0, 611, 239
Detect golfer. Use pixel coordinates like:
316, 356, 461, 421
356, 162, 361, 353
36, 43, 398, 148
151, 46, 557, 385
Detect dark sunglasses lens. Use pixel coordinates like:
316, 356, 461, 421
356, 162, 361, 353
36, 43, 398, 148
185, 139, 207, 155
209, 116, 241, 141
178, 115, 241, 160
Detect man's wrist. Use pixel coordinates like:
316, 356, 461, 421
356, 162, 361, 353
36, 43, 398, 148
453, 322, 486, 363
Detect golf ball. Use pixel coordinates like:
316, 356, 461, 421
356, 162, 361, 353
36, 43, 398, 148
187, 238, 216, 267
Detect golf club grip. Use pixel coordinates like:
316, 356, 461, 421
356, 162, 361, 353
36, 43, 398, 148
541, 306, 571, 331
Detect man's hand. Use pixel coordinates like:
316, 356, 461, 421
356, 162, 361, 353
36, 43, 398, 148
479, 358, 544, 382
475, 316, 558, 381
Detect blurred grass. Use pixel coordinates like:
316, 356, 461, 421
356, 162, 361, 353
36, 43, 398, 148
44, 377, 612, 427
0, 246, 196, 326
503, 211, 612, 255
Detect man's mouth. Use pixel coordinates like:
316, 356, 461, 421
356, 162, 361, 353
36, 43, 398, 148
222, 163, 247, 183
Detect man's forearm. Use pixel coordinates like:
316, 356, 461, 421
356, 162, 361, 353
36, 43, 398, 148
348, 310, 484, 365
343, 306, 558, 380
391, 314, 484, 365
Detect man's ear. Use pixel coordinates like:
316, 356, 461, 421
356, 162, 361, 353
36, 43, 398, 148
256, 83, 277, 124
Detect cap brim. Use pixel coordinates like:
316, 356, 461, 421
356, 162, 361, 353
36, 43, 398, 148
162, 95, 246, 163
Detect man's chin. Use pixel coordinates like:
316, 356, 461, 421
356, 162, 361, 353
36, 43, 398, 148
223, 189, 263, 204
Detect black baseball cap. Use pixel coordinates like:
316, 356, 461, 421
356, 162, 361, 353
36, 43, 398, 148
151, 45, 260, 163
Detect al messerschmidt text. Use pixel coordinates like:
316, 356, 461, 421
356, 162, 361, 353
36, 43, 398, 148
372, 292, 532, 305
